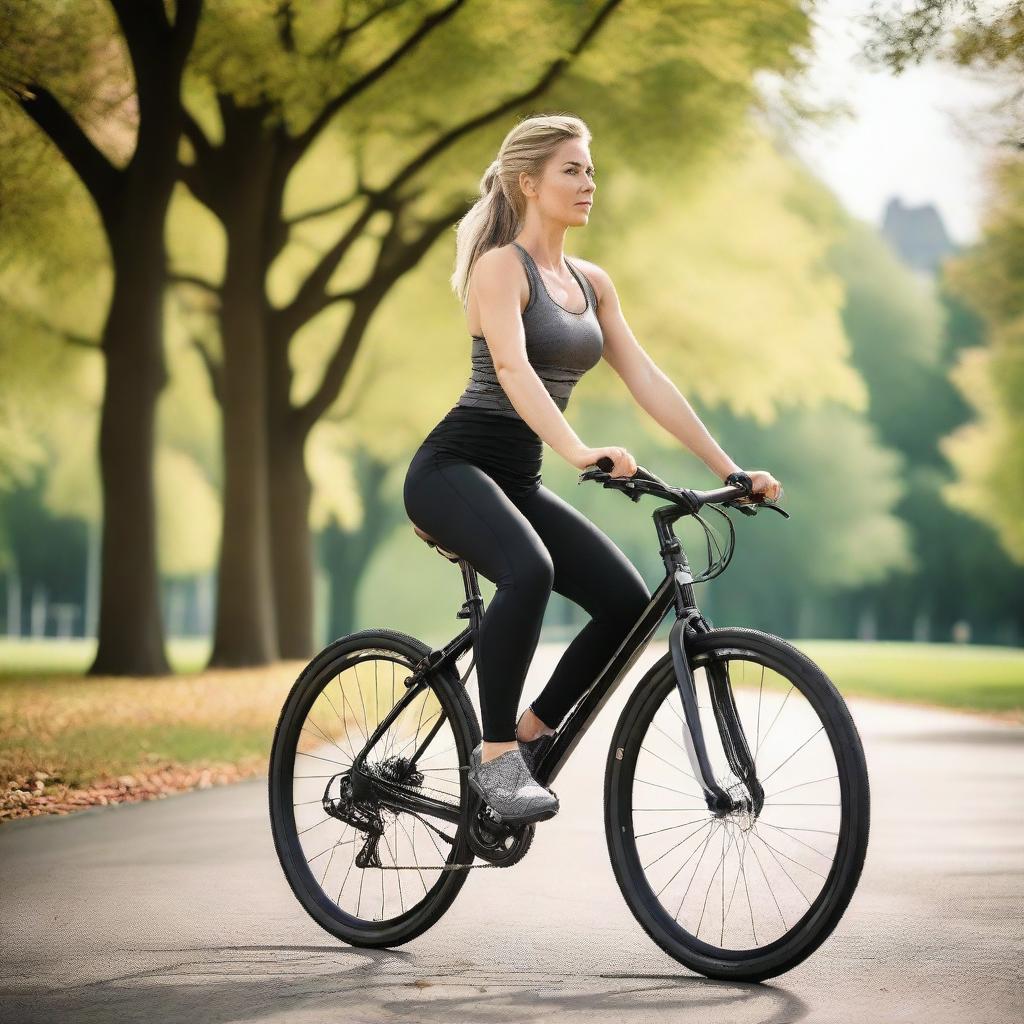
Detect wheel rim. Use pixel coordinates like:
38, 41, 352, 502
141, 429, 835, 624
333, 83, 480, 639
623, 650, 849, 959
281, 651, 468, 928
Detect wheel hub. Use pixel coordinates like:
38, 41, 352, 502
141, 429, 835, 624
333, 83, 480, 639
725, 780, 756, 831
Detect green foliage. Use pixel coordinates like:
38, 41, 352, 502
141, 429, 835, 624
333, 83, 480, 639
828, 218, 950, 465
865, 1, 1023, 143
577, 132, 865, 424
942, 153, 1024, 562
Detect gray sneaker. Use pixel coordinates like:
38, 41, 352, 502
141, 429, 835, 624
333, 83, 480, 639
517, 733, 556, 792
467, 743, 559, 825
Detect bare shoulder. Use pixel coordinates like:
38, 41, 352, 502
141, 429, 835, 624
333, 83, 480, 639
474, 243, 523, 278
567, 255, 613, 306
470, 245, 526, 295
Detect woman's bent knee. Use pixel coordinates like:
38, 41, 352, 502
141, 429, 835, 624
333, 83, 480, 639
511, 550, 555, 597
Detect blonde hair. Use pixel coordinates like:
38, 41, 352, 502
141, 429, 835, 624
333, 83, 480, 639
449, 113, 591, 306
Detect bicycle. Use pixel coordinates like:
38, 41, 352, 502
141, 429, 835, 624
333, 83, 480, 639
268, 458, 870, 982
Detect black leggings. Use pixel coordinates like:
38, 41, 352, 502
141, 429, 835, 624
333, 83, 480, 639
403, 444, 652, 742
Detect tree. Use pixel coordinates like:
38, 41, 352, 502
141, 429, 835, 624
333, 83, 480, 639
942, 153, 1024, 562
2, 0, 202, 674
866, 0, 1023, 147
171, 0, 818, 662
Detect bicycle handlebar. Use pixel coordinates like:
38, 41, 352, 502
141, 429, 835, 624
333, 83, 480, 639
579, 455, 789, 519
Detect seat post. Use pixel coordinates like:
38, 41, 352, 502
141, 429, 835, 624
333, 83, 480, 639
459, 559, 480, 600
456, 559, 485, 633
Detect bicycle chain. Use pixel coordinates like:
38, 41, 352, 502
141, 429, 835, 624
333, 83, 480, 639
354, 646, 517, 869
364, 802, 512, 870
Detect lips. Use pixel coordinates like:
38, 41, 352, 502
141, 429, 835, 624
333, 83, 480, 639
576, 201, 593, 207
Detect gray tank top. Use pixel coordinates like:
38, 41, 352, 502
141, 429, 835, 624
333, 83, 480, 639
453, 241, 603, 417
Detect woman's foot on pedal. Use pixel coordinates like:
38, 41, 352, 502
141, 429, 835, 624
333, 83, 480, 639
468, 743, 559, 825
517, 733, 555, 789
516, 709, 557, 793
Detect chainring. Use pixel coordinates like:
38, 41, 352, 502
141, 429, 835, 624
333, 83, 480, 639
466, 800, 536, 867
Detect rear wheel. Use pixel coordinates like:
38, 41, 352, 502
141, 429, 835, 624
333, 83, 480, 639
269, 629, 479, 947
605, 627, 870, 981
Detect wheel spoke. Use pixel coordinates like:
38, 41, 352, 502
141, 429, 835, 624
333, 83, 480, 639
640, 740, 701, 789
278, 649, 469, 933
759, 725, 825, 787
619, 648, 856, 956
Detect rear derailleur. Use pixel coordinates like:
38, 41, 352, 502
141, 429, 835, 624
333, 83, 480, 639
320, 760, 534, 870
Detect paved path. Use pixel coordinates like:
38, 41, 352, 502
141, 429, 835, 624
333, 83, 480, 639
1, 642, 1022, 1023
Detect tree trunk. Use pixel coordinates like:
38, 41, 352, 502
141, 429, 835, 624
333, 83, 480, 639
18, 2, 202, 674
268, 428, 315, 659
320, 522, 358, 641
208, 161, 278, 665
89, 208, 171, 675
318, 449, 400, 643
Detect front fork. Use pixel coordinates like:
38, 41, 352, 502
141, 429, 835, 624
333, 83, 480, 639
667, 567, 765, 818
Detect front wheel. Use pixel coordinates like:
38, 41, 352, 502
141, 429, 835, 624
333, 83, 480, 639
605, 627, 870, 981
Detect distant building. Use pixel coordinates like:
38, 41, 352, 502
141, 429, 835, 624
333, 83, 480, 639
880, 197, 958, 278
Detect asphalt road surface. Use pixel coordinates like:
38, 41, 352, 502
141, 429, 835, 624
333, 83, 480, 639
2, 642, 1022, 1024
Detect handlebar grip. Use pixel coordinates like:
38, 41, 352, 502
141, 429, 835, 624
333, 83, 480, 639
596, 455, 615, 473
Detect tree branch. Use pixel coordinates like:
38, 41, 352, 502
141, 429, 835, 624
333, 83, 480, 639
285, 191, 365, 228
17, 85, 121, 220
275, 0, 619, 343
109, 0, 171, 100
169, 271, 222, 301
316, 0, 407, 60
291, 0, 465, 155
386, 0, 622, 196
273, 0, 297, 53
295, 201, 464, 434
181, 106, 215, 163
10, 303, 101, 350
191, 337, 224, 406
170, 0, 203, 65
272, 198, 385, 342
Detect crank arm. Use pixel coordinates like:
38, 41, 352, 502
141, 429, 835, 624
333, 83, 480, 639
668, 618, 736, 815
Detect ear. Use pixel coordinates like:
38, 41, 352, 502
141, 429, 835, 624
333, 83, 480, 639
518, 169, 537, 198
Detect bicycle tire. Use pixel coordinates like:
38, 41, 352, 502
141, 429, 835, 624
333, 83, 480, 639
605, 627, 870, 981
269, 628, 480, 947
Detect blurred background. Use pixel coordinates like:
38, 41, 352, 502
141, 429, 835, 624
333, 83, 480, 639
1, 0, 1021, 816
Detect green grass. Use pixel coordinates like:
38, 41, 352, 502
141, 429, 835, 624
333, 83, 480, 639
794, 640, 1024, 717
0, 638, 210, 675
13, 722, 274, 790
1, 637, 1020, 821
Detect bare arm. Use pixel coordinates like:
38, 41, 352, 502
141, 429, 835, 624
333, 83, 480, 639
473, 247, 592, 466
584, 260, 742, 480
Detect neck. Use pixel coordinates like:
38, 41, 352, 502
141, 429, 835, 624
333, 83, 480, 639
514, 219, 570, 270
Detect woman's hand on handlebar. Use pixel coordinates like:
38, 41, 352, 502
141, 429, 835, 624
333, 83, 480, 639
735, 468, 783, 502
571, 445, 638, 477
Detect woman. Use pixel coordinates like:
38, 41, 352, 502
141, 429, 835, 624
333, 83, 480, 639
403, 113, 782, 826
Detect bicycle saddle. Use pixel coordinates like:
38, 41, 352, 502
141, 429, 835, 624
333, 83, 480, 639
411, 523, 462, 563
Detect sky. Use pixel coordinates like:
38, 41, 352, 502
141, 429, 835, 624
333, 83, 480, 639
785, 0, 1007, 245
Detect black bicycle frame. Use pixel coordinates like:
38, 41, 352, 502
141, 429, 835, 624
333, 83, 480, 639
356, 499, 762, 825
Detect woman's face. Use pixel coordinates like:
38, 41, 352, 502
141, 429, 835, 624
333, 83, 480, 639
521, 137, 596, 226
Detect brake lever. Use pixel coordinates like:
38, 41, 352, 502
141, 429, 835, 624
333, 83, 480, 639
762, 501, 790, 519
724, 497, 791, 519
